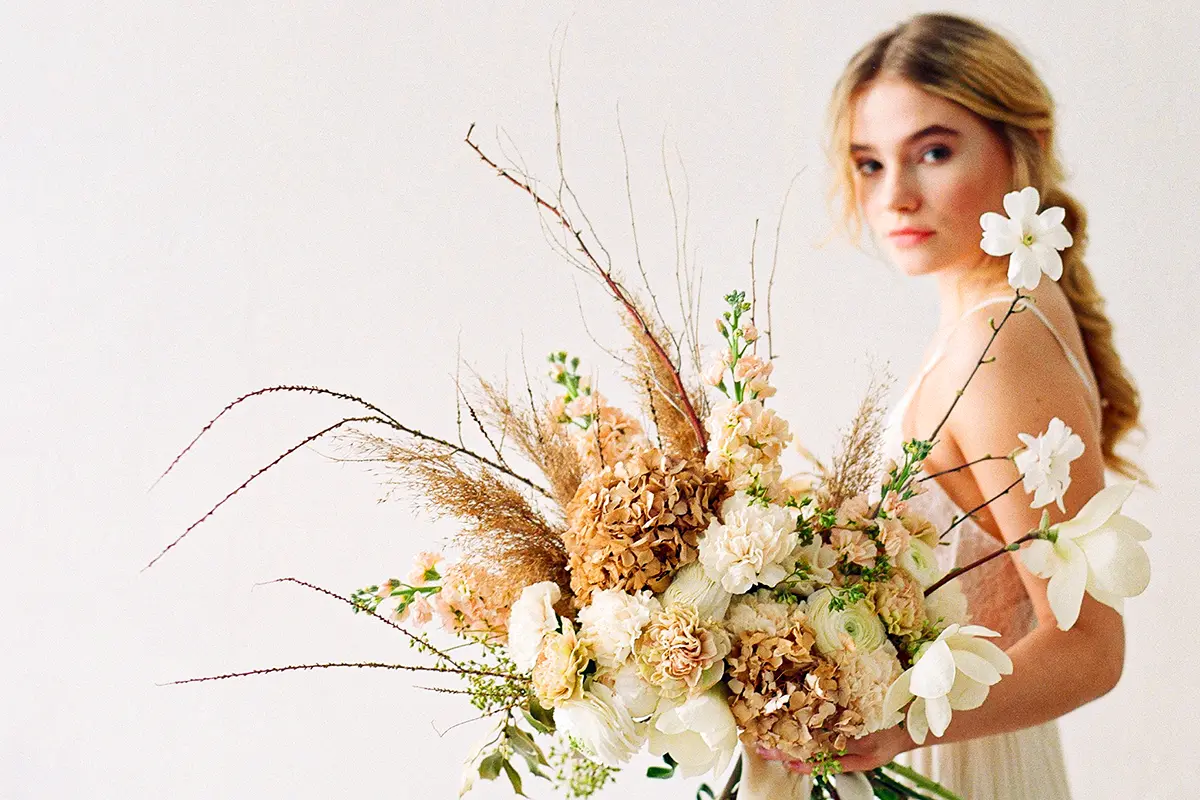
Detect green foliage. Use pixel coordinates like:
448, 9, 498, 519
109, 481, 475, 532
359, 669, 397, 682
549, 737, 619, 799
548, 351, 593, 428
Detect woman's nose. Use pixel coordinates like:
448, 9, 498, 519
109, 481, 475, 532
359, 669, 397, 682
884, 167, 921, 213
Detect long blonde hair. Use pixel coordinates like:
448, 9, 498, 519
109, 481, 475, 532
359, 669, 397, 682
824, 12, 1145, 480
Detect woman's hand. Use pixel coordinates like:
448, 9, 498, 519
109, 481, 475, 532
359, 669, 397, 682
755, 725, 916, 774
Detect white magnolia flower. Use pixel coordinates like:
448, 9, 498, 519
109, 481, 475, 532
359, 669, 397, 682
577, 588, 660, 669
661, 561, 733, 622
807, 587, 888, 656
1015, 417, 1086, 511
698, 493, 800, 594
883, 623, 1012, 745
896, 537, 942, 589
1021, 481, 1151, 630
508, 581, 561, 671
980, 186, 1073, 290
648, 690, 739, 778
556, 683, 646, 766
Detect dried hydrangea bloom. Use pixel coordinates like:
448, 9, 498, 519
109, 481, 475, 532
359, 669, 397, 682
831, 640, 904, 734
724, 593, 865, 762
564, 448, 724, 607
570, 402, 648, 471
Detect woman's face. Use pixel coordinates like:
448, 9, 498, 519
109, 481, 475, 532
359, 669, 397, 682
848, 77, 1014, 278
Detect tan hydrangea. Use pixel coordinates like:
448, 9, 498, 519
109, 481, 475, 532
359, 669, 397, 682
868, 567, 927, 640
831, 640, 904, 734
636, 605, 731, 699
724, 594, 865, 762
563, 448, 724, 607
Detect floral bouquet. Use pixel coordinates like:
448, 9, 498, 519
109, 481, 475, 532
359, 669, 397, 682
148, 117, 1152, 800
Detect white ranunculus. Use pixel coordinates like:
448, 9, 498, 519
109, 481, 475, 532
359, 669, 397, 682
661, 561, 733, 621
980, 186, 1074, 290
508, 581, 561, 671
648, 690, 738, 778
783, 537, 838, 596
1014, 416, 1086, 511
807, 587, 888, 656
577, 588, 660, 669
1021, 481, 1151, 630
896, 538, 941, 589
698, 492, 800, 594
555, 683, 646, 766
882, 623, 1012, 744
604, 662, 662, 719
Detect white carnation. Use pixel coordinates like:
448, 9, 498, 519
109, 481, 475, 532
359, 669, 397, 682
578, 588, 660, 669
508, 581, 562, 671
699, 493, 800, 594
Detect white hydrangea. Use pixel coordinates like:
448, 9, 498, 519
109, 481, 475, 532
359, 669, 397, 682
577, 588, 660, 669
698, 493, 800, 594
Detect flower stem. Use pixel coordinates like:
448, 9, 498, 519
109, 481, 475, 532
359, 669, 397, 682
880, 762, 965, 800
939, 476, 1023, 540
925, 292, 1026, 445
918, 454, 1009, 482
924, 530, 1037, 597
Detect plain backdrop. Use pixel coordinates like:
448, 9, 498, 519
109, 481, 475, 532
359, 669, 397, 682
3, 2, 1197, 798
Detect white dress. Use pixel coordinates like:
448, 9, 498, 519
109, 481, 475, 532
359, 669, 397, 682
740, 296, 1093, 799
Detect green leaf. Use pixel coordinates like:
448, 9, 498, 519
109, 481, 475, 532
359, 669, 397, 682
696, 784, 716, 800
502, 760, 527, 796
506, 726, 548, 766
520, 708, 552, 735
527, 699, 556, 733
479, 751, 505, 781
646, 767, 675, 779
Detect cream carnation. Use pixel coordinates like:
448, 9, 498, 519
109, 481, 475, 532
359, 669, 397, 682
834, 640, 904, 734
578, 588, 660, 669
698, 493, 800, 594
636, 605, 731, 699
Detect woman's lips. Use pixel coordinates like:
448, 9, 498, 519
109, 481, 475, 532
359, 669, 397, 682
889, 229, 935, 247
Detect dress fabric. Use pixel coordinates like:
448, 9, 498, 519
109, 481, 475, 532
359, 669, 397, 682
740, 297, 1088, 800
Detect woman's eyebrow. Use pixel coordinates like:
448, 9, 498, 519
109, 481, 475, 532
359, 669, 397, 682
850, 124, 962, 154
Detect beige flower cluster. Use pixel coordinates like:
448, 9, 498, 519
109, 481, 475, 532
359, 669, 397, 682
703, 398, 792, 495
723, 593, 866, 762
563, 448, 724, 607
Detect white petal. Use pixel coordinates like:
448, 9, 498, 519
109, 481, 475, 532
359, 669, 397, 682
925, 693, 953, 737
1056, 482, 1135, 539
1037, 205, 1066, 228
883, 669, 914, 720
1084, 583, 1126, 615
835, 772, 876, 800
956, 624, 1002, 638
1047, 544, 1088, 630
1008, 245, 1041, 290
947, 674, 990, 710
1022, 539, 1054, 577
952, 649, 1002, 685
1077, 529, 1152, 597
980, 214, 1019, 256
1032, 241, 1063, 282
1106, 513, 1152, 542
907, 698, 929, 745
1004, 187, 1040, 220
953, 636, 1014, 676
910, 640, 956, 698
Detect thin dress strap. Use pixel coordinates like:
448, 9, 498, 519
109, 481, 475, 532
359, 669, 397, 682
893, 295, 1101, 428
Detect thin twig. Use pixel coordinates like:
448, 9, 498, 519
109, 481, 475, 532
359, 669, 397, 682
158, 660, 526, 687
925, 529, 1037, 597
926, 292, 1026, 443
918, 455, 1009, 482
767, 168, 806, 362
939, 475, 1023, 541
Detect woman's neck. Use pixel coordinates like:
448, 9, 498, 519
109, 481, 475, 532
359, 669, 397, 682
933, 258, 1015, 330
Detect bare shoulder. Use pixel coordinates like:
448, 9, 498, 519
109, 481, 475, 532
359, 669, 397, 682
927, 291, 1101, 458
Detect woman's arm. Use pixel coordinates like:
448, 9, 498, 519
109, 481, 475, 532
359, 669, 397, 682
789, 304, 1125, 773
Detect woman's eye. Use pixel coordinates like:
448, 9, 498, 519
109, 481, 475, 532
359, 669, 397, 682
922, 145, 951, 163
855, 159, 882, 176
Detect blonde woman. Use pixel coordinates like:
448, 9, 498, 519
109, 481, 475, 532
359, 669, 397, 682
745, 12, 1144, 799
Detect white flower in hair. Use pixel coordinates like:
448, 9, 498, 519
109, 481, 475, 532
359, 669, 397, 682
980, 186, 1073, 290
1014, 416, 1086, 511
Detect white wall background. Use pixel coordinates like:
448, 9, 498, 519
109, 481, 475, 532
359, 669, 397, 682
3, 2, 1196, 797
